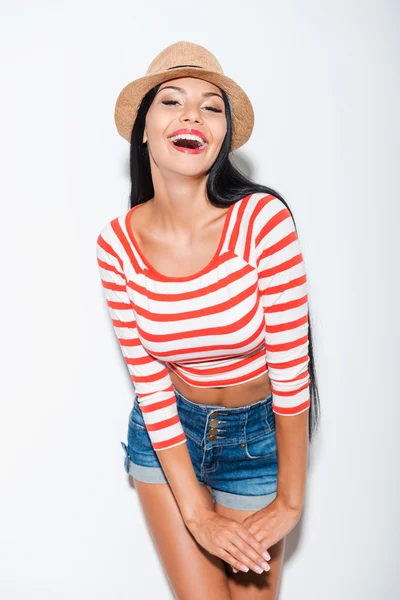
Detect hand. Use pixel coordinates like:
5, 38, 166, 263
185, 507, 272, 574
231, 497, 301, 572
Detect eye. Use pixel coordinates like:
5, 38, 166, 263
161, 100, 180, 107
162, 100, 222, 113
205, 106, 223, 113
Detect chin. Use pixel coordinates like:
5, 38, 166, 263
165, 160, 211, 177
174, 166, 210, 178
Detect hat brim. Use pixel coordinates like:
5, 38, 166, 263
114, 68, 254, 152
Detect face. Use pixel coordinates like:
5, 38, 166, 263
142, 76, 227, 176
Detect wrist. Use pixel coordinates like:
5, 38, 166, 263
275, 493, 304, 516
182, 504, 213, 528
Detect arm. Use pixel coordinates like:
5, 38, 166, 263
96, 220, 210, 520
274, 411, 308, 513
254, 195, 310, 513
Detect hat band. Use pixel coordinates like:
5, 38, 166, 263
167, 64, 204, 70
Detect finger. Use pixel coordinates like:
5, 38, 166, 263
223, 539, 270, 575
234, 525, 271, 563
217, 548, 249, 573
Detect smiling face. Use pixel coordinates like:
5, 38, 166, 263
142, 76, 227, 176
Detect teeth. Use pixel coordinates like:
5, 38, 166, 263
168, 133, 206, 145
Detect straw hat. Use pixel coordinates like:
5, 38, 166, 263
114, 40, 254, 152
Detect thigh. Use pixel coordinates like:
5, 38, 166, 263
215, 503, 285, 600
133, 477, 232, 600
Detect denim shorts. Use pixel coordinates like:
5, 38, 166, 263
120, 386, 278, 511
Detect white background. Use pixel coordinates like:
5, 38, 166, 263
1, 1, 398, 598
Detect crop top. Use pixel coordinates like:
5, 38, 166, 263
96, 192, 310, 452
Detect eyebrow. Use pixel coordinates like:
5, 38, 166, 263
157, 85, 224, 101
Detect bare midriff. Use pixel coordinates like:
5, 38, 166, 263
168, 368, 272, 408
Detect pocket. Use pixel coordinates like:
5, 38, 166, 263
244, 430, 277, 460
127, 397, 155, 455
127, 417, 154, 455
129, 396, 146, 430
265, 395, 275, 431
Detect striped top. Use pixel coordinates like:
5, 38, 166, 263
96, 192, 310, 452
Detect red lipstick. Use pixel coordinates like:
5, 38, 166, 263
167, 128, 209, 155
168, 128, 208, 142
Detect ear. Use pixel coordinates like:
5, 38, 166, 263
142, 130, 147, 144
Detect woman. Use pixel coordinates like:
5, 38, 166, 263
96, 41, 320, 600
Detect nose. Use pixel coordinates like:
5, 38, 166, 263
179, 103, 203, 125
181, 114, 202, 124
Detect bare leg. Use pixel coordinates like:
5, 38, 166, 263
133, 478, 232, 600
215, 502, 286, 600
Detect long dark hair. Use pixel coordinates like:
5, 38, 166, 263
127, 82, 321, 443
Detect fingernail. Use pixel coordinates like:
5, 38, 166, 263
254, 565, 263, 574
263, 551, 271, 561
232, 567, 238, 573
261, 561, 270, 570
241, 566, 249, 572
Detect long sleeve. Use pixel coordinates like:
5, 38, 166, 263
254, 196, 311, 416
96, 221, 187, 452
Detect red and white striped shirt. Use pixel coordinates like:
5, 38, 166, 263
96, 192, 310, 452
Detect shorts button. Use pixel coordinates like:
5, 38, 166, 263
209, 419, 219, 428
241, 442, 246, 447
